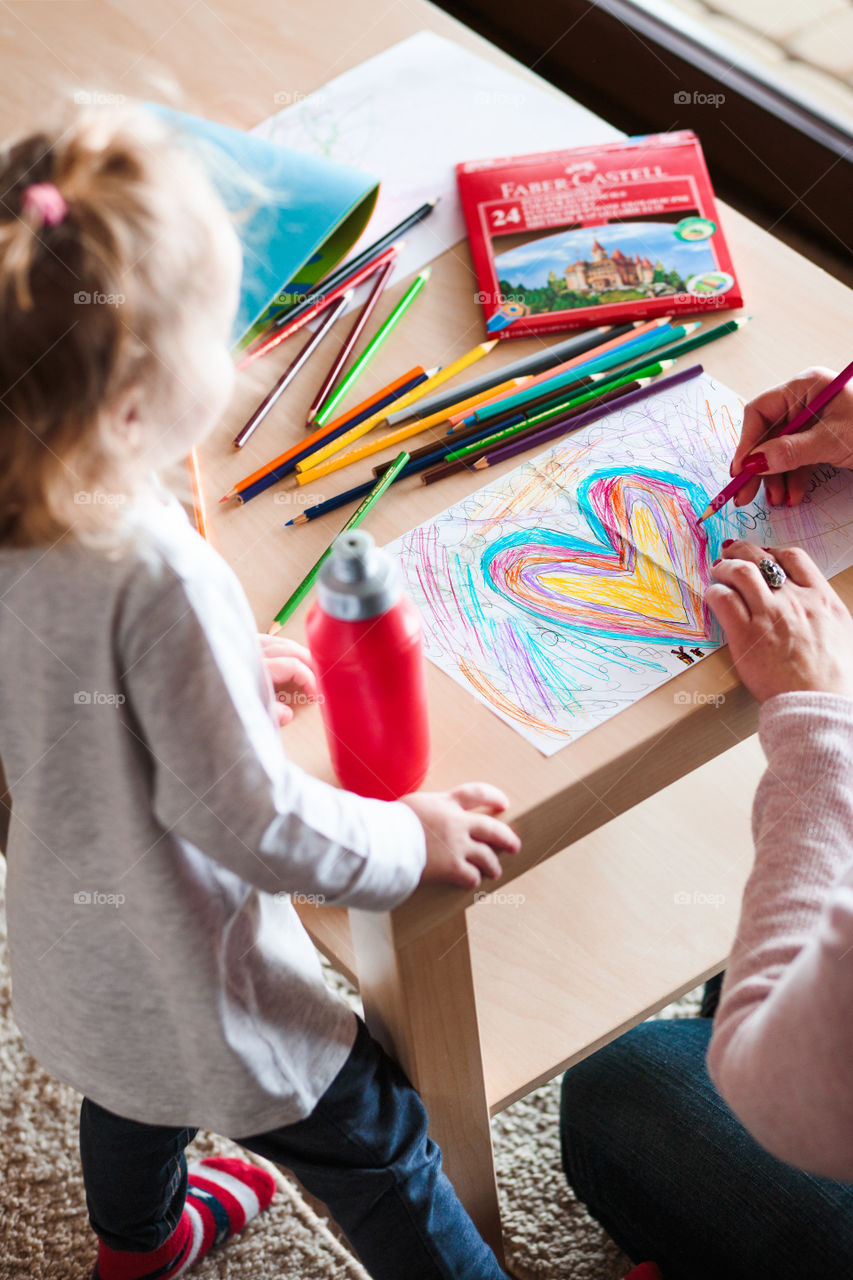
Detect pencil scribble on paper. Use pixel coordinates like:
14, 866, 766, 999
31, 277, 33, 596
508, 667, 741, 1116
386, 374, 853, 755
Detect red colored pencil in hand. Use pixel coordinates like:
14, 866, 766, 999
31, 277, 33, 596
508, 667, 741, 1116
699, 357, 853, 520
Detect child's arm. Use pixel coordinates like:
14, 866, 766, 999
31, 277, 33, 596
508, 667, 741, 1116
118, 560, 516, 910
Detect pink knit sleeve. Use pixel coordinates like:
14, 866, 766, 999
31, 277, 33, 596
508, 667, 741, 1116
707, 691, 853, 1179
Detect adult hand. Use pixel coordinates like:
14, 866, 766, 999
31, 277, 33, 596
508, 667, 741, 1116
706, 541, 853, 703
730, 368, 853, 509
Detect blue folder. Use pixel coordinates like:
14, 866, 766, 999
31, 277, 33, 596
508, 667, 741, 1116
146, 103, 380, 348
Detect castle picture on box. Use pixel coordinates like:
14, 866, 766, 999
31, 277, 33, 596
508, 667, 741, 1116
492, 219, 718, 315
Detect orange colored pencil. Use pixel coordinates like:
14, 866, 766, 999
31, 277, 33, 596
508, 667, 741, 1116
220, 365, 426, 501
187, 448, 208, 540
445, 317, 671, 426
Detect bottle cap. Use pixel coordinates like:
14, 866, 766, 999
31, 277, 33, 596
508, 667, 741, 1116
316, 529, 399, 621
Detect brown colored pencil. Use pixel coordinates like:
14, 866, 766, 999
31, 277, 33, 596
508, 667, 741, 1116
305, 258, 396, 426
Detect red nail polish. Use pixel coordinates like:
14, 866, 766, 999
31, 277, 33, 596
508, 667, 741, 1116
712, 558, 721, 566
743, 452, 768, 474
722, 539, 734, 548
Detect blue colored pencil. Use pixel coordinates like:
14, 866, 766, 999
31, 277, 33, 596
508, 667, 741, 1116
233, 369, 431, 505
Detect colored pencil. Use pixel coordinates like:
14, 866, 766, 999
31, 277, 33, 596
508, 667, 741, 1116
286, 371, 686, 522
220, 366, 428, 503
651, 315, 748, 365
475, 365, 704, 471
420, 379, 653, 486
372, 382, 534, 476
460, 322, 690, 427
699, 353, 853, 521
271, 200, 436, 332
445, 363, 671, 463
285, 450, 449, 524
461, 316, 747, 441
243, 199, 438, 366
450, 343, 685, 440
268, 450, 411, 631
228, 370, 433, 506
295, 340, 498, 476
236, 243, 399, 370
304, 373, 527, 476
445, 318, 673, 429
187, 448, 208, 540
233, 293, 350, 448
383, 323, 637, 425
312, 268, 431, 425
444, 372, 611, 439
377, 376, 523, 444
306, 259, 395, 425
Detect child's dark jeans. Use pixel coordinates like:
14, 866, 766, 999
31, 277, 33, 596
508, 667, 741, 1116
80, 1016, 507, 1280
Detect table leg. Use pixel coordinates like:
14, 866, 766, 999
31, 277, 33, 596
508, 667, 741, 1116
348, 907, 504, 1264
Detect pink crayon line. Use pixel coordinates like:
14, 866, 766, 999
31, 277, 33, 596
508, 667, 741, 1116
699, 356, 853, 521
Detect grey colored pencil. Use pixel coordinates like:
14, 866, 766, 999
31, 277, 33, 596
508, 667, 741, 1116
382, 324, 633, 425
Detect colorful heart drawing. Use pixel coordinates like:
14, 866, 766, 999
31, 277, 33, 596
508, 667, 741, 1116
482, 468, 715, 644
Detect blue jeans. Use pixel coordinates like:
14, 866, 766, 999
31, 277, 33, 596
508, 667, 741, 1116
80, 1017, 507, 1280
560, 1012, 853, 1279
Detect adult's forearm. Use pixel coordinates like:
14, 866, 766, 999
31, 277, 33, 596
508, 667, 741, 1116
708, 692, 853, 1177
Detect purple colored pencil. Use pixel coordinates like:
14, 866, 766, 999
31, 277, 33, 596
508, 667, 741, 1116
475, 364, 704, 470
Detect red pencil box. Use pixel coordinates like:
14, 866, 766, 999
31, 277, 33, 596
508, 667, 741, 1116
457, 131, 743, 340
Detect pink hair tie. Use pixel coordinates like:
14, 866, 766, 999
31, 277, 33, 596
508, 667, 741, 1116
21, 182, 67, 227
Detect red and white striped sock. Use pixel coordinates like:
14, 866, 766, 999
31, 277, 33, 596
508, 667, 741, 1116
92, 1156, 276, 1280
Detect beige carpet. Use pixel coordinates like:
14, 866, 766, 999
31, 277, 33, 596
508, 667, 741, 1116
0, 854, 698, 1279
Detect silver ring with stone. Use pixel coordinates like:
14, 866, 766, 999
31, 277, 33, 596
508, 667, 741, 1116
758, 558, 787, 590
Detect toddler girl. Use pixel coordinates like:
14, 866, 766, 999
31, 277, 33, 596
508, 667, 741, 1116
0, 105, 518, 1280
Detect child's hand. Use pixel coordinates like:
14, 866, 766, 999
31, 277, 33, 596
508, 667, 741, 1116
258, 634, 318, 726
402, 783, 521, 890
730, 367, 853, 509
706, 540, 853, 703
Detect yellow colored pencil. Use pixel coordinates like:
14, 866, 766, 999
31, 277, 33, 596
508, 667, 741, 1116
399, 376, 522, 434
295, 340, 498, 473
304, 376, 527, 477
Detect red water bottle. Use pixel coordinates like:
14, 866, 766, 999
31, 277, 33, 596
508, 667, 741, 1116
305, 529, 430, 800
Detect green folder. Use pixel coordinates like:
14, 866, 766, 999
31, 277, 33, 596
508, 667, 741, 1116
146, 104, 379, 350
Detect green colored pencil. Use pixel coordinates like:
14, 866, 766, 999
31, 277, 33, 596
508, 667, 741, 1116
268, 450, 410, 632
314, 269, 431, 426
445, 361, 672, 462
451, 317, 749, 439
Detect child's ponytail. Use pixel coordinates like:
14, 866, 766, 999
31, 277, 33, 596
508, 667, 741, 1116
0, 105, 229, 549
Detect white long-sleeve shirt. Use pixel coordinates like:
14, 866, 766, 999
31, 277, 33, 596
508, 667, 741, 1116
708, 692, 853, 1179
0, 493, 424, 1136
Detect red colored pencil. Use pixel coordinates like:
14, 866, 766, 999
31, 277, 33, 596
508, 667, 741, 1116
306, 258, 396, 426
236, 243, 399, 371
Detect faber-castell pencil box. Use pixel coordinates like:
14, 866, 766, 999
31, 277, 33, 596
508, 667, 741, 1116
457, 131, 743, 340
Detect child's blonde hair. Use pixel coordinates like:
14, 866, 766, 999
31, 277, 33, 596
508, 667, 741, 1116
0, 105, 232, 548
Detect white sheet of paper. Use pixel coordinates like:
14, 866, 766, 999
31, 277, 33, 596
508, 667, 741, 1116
253, 30, 622, 285
385, 373, 853, 755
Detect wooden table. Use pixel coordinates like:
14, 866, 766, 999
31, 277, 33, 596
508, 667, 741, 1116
5, 0, 853, 1263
